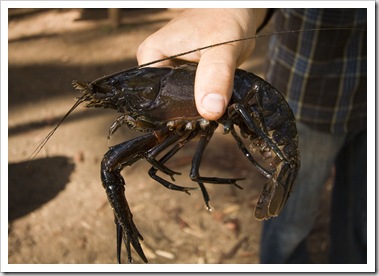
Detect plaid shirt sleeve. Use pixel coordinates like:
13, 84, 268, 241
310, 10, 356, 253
265, 8, 367, 134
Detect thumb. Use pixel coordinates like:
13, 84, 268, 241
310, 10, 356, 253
194, 46, 236, 121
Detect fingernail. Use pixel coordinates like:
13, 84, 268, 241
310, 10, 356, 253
201, 93, 226, 115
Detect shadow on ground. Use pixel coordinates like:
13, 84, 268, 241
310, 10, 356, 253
9, 157, 75, 221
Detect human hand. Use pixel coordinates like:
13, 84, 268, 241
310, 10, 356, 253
137, 8, 267, 120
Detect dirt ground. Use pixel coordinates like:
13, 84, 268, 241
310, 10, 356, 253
8, 8, 332, 266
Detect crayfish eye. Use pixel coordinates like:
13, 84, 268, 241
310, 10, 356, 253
135, 87, 156, 108
139, 87, 155, 100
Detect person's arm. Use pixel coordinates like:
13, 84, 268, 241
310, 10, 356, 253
137, 8, 268, 120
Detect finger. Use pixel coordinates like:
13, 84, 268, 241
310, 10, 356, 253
194, 45, 237, 121
136, 40, 169, 67
136, 29, 201, 68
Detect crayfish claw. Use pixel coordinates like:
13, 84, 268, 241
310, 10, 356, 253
125, 237, 132, 263
126, 231, 148, 264
116, 218, 148, 264
116, 220, 123, 264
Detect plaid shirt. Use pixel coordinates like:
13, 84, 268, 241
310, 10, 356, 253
265, 9, 367, 134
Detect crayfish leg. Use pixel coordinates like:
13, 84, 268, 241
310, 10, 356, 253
189, 122, 245, 188
232, 103, 290, 163
229, 125, 273, 179
198, 182, 211, 211
147, 127, 213, 209
146, 131, 189, 179
147, 129, 200, 194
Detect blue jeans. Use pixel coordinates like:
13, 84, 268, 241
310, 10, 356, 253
260, 122, 367, 264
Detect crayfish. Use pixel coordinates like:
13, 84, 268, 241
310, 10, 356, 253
30, 34, 301, 264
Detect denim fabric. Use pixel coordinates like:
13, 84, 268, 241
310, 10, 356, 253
259, 122, 367, 263
329, 129, 367, 263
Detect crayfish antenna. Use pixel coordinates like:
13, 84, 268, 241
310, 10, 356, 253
137, 28, 366, 69
26, 94, 89, 167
